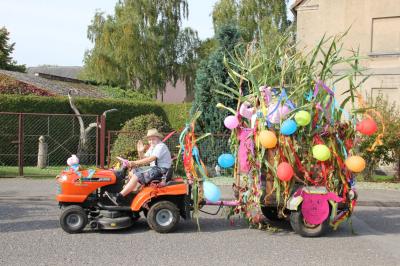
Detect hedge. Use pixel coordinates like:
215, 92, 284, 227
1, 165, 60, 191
0, 95, 191, 130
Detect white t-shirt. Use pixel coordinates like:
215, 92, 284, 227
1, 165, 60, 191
145, 142, 172, 168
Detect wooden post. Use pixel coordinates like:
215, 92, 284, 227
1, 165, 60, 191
37, 135, 48, 169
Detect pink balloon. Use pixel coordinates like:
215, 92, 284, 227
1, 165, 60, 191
279, 105, 290, 119
239, 103, 254, 120
224, 115, 239, 129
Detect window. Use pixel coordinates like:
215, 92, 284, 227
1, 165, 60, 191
371, 17, 400, 54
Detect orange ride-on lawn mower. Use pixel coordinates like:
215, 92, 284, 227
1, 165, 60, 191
56, 164, 192, 234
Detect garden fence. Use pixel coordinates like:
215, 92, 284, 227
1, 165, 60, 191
0, 112, 100, 177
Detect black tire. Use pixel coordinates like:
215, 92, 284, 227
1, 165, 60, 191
132, 212, 141, 222
261, 206, 283, 221
147, 201, 180, 233
60, 205, 88, 234
290, 210, 330, 237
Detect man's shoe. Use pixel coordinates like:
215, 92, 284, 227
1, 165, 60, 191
104, 191, 124, 206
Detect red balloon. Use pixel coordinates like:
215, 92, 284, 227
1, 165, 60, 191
277, 162, 294, 182
356, 118, 377, 136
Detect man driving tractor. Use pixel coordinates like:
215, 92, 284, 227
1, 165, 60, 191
105, 128, 172, 205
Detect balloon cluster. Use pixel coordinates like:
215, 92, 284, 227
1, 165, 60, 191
219, 83, 375, 189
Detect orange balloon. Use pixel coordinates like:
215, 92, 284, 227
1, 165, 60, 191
345, 156, 366, 173
259, 130, 277, 149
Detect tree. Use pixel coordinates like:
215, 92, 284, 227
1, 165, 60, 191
191, 24, 241, 134
212, 0, 290, 43
67, 89, 117, 163
360, 94, 400, 180
82, 0, 200, 98
0, 27, 26, 73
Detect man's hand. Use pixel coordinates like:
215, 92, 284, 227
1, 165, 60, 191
137, 140, 145, 153
129, 161, 138, 168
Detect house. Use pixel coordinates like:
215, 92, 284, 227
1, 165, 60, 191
291, 0, 400, 104
156, 79, 193, 103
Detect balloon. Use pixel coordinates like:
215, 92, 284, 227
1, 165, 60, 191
224, 115, 239, 130
312, 145, 331, 161
268, 104, 290, 124
203, 181, 221, 202
218, 153, 235, 168
259, 130, 277, 149
356, 118, 377, 136
277, 162, 294, 181
294, 111, 311, 126
280, 119, 297, 135
345, 156, 366, 173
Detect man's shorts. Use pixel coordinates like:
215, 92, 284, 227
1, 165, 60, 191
132, 166, 169, 185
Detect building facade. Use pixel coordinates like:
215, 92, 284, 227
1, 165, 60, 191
292, 0, 400, 104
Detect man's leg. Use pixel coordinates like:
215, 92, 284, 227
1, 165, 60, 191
120, 174, 140, 196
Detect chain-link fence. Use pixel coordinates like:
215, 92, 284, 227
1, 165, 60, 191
0, 112, 99, 177
106, 131, 232, 176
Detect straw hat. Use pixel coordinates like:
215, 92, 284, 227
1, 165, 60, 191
146, 128, 163, 139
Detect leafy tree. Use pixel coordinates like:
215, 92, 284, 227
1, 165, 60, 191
212, 0, 290, 43
0, 27, 26, 73
191, 24, 241, 134
82, 0, 200, 98
360, 94, 400, 179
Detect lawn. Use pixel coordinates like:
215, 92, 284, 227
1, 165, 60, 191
0, 166, 94, 178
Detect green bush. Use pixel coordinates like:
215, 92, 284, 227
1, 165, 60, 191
97, 85, 153, 102
360, 94, 400, 180
110, 114, 171, 163
0, 94, 191, 131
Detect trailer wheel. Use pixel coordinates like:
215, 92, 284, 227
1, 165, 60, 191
261, 206, 283, 221
290, 210, 329, 237
147, 201, 180, 233
60, 205, 88, 234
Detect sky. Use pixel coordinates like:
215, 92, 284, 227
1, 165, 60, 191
0, 0, 295, 67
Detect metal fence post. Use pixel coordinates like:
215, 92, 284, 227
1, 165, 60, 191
99, 115, 106, 169
18, 113, 24, 176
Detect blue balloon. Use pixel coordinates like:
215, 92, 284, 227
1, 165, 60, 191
218, 153, 235, 168
280, 119, 297, 135
203, 181, 221, 202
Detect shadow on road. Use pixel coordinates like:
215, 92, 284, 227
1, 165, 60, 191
0, 219, 59, 233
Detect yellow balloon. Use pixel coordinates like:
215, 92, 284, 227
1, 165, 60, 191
259, 130, 277, 149
312, 144, 331, 161
345, 156, 366, 173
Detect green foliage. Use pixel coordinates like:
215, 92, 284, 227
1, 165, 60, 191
212, 0, 290, 43
0, 95, 190, 131
196, 38, 218, 63
359, 94, 400, 179
110, 114, 171, 161
97, 85, 153, 101
82, 0, 200, 97
0, 27, 26, 73
191, 24, 241, 134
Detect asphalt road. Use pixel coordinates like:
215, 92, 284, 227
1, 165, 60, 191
1, 179, 400, 266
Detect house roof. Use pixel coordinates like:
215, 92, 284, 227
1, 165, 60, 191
27, 66, 83, 79
290, 0, 306, 14
0, 69, 107, 98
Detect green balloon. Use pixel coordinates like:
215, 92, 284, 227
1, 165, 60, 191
312, 144, 331, 161
295, 110, 311, 126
